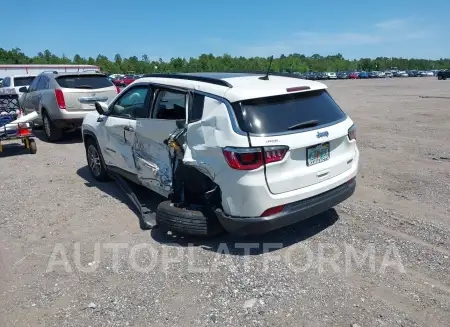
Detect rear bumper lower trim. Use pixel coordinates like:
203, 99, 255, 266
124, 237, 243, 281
216, 177, 356, 235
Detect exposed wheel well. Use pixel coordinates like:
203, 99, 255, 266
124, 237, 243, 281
83, 133, 95, 149
172, 161, 223, 210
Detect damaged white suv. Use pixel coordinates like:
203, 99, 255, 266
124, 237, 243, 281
82, 72, 359, 236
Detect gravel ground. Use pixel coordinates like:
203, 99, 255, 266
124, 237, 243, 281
0, 77, 449, 327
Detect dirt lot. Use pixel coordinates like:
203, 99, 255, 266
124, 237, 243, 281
0, 78, 449, 327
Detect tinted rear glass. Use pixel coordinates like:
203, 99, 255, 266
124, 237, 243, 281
14, 76, 36, 87
232, 90, 346, 134
56, 75, 113, 89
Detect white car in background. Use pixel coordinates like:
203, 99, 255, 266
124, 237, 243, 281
82, 72, 359, 236
419, 71, 434, 77
0, 75, 36, 98
326, 72, 337, 79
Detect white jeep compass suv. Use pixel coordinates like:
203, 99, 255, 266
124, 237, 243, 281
82, 72, 359, 236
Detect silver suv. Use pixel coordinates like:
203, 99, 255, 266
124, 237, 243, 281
20, 71, 119, 141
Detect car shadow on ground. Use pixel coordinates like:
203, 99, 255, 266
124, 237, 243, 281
77, 166, 144, 222
77, 164, 340, 255
33, 129, 83, 144
150, 209, 340, 255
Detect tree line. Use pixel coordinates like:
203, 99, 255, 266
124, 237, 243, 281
1, 47, 449, 74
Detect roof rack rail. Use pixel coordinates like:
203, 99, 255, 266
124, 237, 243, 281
229, 70, 305, 79
42, 70, 58, 74
82, 69, 101, 73
142, 73, 233, 88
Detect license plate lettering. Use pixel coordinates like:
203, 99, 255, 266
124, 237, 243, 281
307, 143, 330, 166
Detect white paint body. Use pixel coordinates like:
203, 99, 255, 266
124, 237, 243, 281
82, 74, 359, 217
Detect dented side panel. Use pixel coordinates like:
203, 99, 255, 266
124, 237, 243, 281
184, 96, 250, 214
133, 119, 180, 197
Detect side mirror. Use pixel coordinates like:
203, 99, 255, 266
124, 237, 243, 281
19, 86, 28, 93
95, 101, 109, 115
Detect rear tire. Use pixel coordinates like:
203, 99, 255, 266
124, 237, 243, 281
42, 112, 63, 142
156, 201, 223, 237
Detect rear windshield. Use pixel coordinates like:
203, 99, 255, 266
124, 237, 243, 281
232, 89, 346, 134
13, 76, 36, 87
56, 75, 113, 89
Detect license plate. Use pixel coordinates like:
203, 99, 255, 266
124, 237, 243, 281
307, 142, 330, 166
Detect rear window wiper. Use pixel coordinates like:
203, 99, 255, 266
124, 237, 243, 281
287, 120, 319, 130
74, 85, 93, 89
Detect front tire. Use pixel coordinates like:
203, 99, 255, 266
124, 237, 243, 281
42, 112, 63, 142
86, 139, 108, 181
156, 201, 223, 237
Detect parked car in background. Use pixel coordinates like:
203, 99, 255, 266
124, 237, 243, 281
419, 71, 434, 77
384, 71, 393, 78
358, 71, 369, 79
377, 71, 386, 78
111, 76, 127, 87
301, 72, 312, 80
348, 72, 359, 79
407, 70, 419, 77
122, 75, 137, 86
437, 69, 450, 80
337, 71, 349, 79
393, 71, 408, 77
325, 72, 337, 79
0, 75, 37, 98
20, 71, 120, 141
368, 71, 378, 78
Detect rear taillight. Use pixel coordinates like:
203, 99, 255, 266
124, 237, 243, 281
264, 146, 289, 164
116, 86, 121, 94
348, 124, 356, 141
54, 89, 66, 110
17, 123, 31, 136
223, 146, 288, 170
223, 147, 263, 170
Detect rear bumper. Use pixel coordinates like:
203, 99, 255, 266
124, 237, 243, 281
53, 118, 84, 129
47, 110, 92, 129
216, 178, 356, 235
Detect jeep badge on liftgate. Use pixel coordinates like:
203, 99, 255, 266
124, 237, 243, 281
317, 131, 329, 138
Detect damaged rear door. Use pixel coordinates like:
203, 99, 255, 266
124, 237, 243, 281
133, 87, 188, 197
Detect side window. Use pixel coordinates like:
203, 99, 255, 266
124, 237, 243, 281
28, 77, 41, 92
3, 77, 10, 87
152, 89, 186, 120
37, 76, 49, 90
188, 93, 205, 123
110, 86, 150, 119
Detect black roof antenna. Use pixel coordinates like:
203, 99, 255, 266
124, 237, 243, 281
259, 55, 274, 80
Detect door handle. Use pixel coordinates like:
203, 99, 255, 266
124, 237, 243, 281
123, 125, 134, 132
